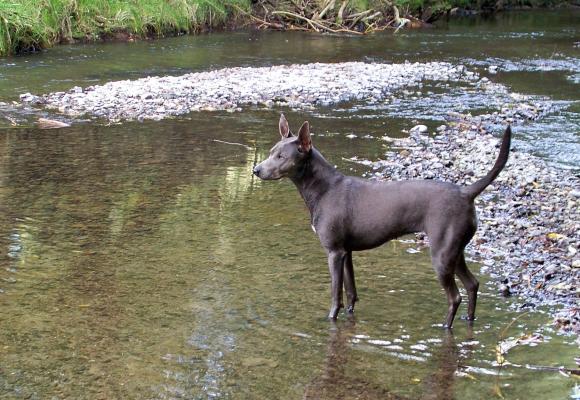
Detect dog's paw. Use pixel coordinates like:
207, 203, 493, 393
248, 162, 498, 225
328, 306, 342, 320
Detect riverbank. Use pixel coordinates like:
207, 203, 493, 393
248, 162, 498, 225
1, 0, 577, 56
0, 0, 250, 56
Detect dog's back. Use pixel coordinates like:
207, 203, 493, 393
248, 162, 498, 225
316, 176, 476, 251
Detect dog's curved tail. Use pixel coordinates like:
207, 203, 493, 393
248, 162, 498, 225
461, 126, 511, 200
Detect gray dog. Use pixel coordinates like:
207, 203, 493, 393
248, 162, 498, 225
253, 114, 511, 328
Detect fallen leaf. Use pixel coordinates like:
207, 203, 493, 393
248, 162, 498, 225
547, 232, 566, 241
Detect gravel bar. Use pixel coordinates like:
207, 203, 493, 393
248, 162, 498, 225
20, 62, 480, 121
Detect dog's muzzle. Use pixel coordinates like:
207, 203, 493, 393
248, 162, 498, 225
252, 165, 261, 177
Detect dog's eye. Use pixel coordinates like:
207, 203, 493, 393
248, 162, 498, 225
278, 153, 285, 159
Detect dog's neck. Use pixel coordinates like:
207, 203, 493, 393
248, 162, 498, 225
290, 148, 343, 219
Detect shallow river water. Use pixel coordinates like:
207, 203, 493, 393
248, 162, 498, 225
0, 10, 578, 400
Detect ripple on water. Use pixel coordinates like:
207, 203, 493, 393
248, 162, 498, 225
466, 57, 580, 73
516, 109, 580, 169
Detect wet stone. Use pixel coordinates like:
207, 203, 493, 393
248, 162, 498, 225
499, 284, 511, 297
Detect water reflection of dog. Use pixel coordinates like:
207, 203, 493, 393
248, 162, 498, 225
421, 329, 462, 400
303, 321, 475, 400
303, 319, 404, 400
422, 326, 478, 400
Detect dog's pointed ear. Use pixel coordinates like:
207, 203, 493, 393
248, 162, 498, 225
279, 113, 292, 138
297, 121, 311, 153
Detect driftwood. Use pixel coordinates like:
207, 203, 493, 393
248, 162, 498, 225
212, 139, 254, 150
37, 118, 71, 129
271, 10, 364, 34
246, 0, 430, 35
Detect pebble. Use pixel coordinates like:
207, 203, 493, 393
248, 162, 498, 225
499, 284, 511, 297
19, 92, 44, 105
410, 124, 428, 134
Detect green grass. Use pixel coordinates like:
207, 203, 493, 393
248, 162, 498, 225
0, 0, 250, 56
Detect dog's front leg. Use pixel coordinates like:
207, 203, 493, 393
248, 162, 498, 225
343, 251, 358, 313
327, 250, 345, 319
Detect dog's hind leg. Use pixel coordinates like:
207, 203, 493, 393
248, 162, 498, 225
455, 253, 479, 322
327, 250, 346, 320
343, 251, 358, 313
431, 247, 462, 328
439, 271, 461, 329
